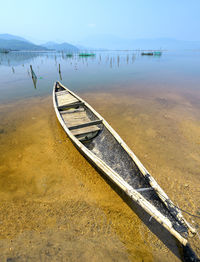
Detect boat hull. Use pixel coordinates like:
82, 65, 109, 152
53, 81, 196, 246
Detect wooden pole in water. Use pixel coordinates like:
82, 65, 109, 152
30, 65, 37, 80
30, 65, 33, 77
30, 65, 37, 89
58, 64, 62, 80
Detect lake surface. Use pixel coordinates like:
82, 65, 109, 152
1, 50, 200, 102
0, 50, 200, 261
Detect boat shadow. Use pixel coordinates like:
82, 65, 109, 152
93, 166, 199, 262
91, 164, 183, 261
67, 135, 183, 260
62, 128, 199, 262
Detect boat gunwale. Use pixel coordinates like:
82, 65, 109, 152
52, 81, 195, 245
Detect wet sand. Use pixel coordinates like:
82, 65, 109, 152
0, 86, 200, 261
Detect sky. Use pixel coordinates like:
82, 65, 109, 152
0, 0, 200, 44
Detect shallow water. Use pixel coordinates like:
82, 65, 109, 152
0, 51, 200, 261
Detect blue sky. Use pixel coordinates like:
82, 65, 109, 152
0, 0, 200, 44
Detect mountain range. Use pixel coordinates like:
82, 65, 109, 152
0, 34, 200, 51
0, 34, 79, 51
41, 41, 79, 51
0, 34, 30, 42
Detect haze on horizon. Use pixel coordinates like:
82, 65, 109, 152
0, 0, 200, 45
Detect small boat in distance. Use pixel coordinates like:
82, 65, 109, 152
79, 53, 95, 57
141, 51, 162, 56
141, 52, 154, 56
66, 53, 73, 58
53, 82, 196, 247
153, 51, 162, 56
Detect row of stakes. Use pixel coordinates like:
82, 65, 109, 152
30, 63, 62, 89
21, 54, 137, 89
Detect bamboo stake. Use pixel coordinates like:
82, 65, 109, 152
30, 65, 37, 89
30, 65, 37, 80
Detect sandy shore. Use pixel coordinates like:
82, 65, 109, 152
0, 86, 199, 261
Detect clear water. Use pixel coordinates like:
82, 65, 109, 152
0, 50, 200, 261
1, 50, 200, 103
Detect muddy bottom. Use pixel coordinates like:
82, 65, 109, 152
0, 86, 200, 261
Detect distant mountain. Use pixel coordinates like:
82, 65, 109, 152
0, 34, 47, 51
0, 39, 47, 51
80, 35, 200, 50
2, 33, 199, 51
42, 41, 79, 51
0, 33, 29, 42
0, 34, 79, 51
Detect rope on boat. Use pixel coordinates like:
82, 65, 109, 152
156, 191, 200, 219
148, 189, 200, 241
136, 185, 200, 219
149, 216, 153, 222
177, 207, 200, 219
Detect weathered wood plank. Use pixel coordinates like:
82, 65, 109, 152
62, 111, 90, 125
60, 108, 85, 114
56, 93, 79, 107
69, 119, 102, 130
71, 126, 100, 136
60, 105, 100, 136
58, 102, 84, 110
56, 90, 69, 96
62, 116, 89, 124
77, 132, 99, 141
64, 111, 87, 119
57, 97, 78, 105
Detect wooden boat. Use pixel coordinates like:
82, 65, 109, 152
141, 52, 154, 56
53, 81, 196, 246
79, 53, 95, 57
141, 52, 162, 56
153, 51, 162, 56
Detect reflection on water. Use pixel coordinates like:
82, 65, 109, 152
0, 52, 41, 66
32, 76, 37, 89
0, 50, 200, 103
0, 50, 200, 261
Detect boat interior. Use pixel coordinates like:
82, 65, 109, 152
55, 82, 188, 236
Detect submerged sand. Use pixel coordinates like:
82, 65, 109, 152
0, 86, 199, 261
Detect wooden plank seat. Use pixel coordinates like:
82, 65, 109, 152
71, 125, 100, 137
56, 92, 79, 107
61, 109, 102, 138
68, 119, 102, 130
56, 90, 69, 96
61, 108, 85, 114
58, 102, 84, 110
